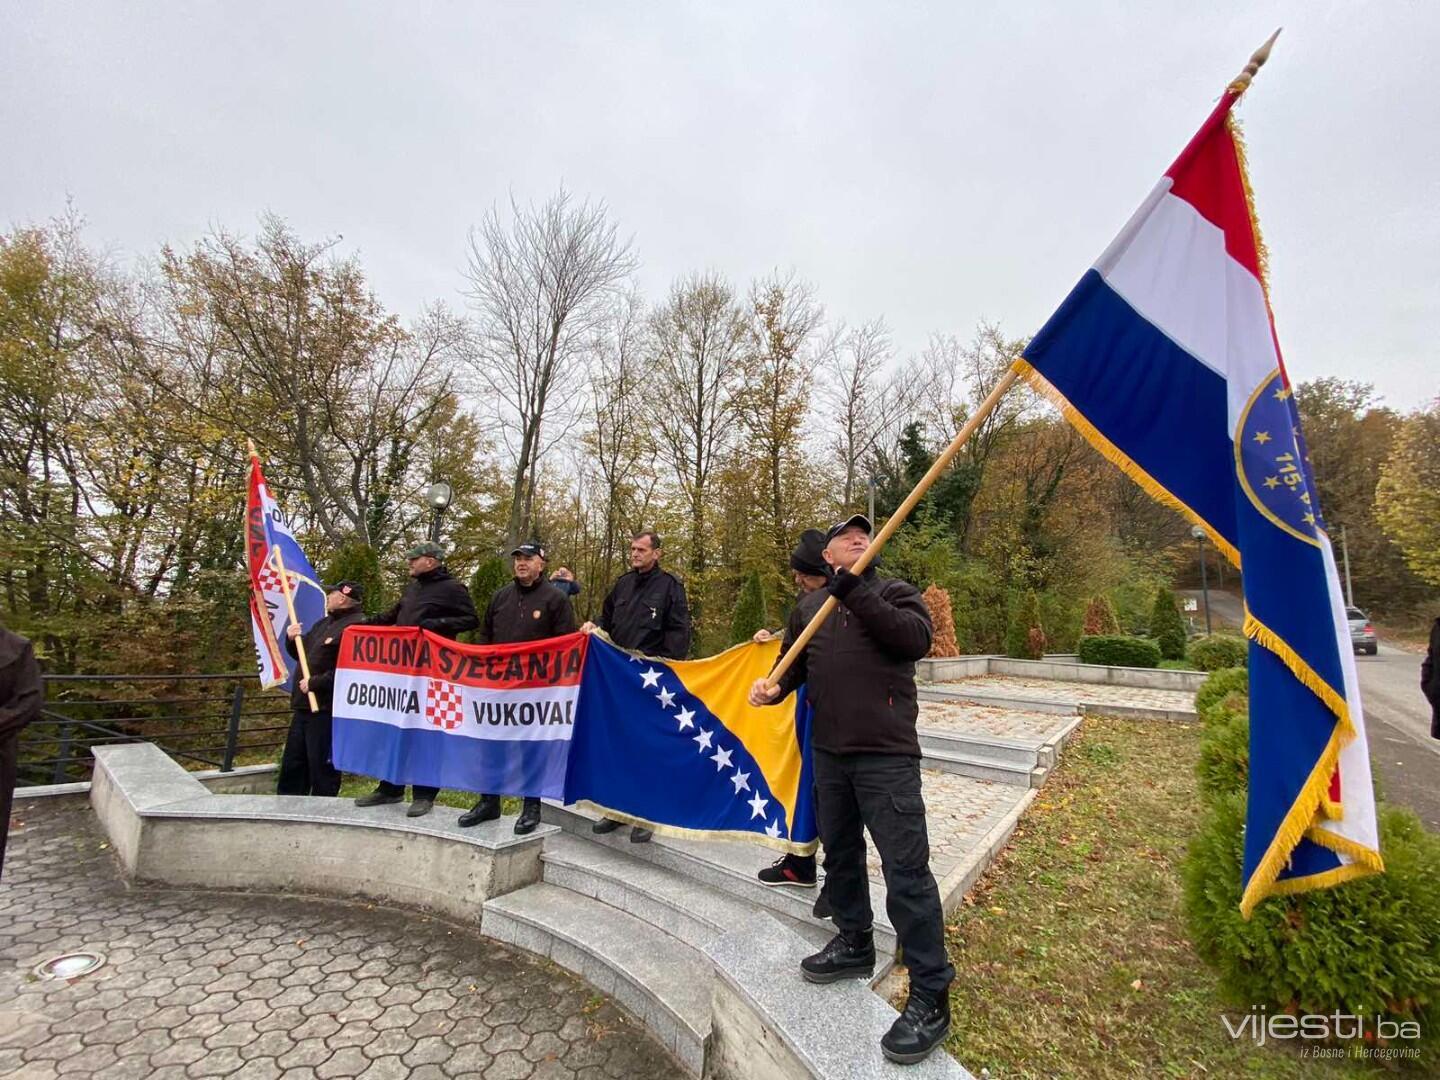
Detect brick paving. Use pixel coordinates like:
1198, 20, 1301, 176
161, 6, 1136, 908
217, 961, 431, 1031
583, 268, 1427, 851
935, 675, 1196, 713
0, 800, 676, 1080
917, 700, 1074, 744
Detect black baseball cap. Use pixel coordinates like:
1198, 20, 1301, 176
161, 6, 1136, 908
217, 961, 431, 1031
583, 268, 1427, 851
327, 579, 365, 602
510, 541, 547, 559
790, 529, 829, 577
825, 514, 873, 543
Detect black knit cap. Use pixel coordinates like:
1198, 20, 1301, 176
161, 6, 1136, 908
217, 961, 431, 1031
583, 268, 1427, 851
789, 529, 829, 577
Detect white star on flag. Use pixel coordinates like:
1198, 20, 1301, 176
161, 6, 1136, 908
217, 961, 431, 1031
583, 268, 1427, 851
710, 746, 733, 772
640, 667, 662, 689
748, 792, 769, 819
693, 728, 713, 751
674, 706, 695, 731
656, 686, 676, 709
730, 770, 750, 794
765, 820, 781, 839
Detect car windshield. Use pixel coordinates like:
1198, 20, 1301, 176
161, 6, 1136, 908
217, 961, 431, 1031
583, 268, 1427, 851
1346, 608, 1366, 620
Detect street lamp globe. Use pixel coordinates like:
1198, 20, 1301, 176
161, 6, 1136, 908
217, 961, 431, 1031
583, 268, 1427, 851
426, 482, 454, 511
1190, 524, 1206, 541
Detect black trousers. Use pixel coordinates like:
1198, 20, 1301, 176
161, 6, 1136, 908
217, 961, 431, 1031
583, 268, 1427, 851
812, 748, 954, 995
0, 730, 17, 882
277, 708, 343, 797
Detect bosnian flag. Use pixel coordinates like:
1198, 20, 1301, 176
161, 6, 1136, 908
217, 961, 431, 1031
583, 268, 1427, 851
332, 626, 587, 799
246, 455, 327, 691
1014, 79, 1382, 915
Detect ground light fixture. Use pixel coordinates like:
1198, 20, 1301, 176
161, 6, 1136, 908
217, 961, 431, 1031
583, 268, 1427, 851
34, 951, 106, 980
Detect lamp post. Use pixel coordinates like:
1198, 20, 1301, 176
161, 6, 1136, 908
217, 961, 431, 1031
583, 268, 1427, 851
425, 482, 454, 543
867, 475, 878, 525
1191, 524, 1212, 635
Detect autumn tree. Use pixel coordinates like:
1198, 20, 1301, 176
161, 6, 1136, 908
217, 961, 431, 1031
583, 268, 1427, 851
1376, 402, 1440, 588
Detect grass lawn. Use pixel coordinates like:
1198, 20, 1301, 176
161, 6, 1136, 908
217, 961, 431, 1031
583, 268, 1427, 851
943, 714, 1431, 1078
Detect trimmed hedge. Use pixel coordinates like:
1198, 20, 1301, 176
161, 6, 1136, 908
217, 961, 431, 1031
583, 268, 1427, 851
1194, 667, 1249, 724
1183, 665, 1440, 1052
1076, 634, 1161, 669
1187, 633, 1249, 672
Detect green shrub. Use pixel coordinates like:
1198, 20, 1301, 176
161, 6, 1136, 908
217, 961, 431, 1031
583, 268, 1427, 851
321, 539, 386, 615
1158, 659, 1196, 671
1076, 634, 1161, 668
1004, 590, 1045, 659
1187, 633, 1249, 672
1195, 667, 1249, 725
730, 571, 769, 645
461, 556, 510, 643
1184, 797, 1440, 1046
1197, 707, 1249, 805
1149, 585, 1188, 660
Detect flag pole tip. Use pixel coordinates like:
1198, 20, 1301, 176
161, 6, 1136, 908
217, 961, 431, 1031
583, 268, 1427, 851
1231, 28, 1282, 93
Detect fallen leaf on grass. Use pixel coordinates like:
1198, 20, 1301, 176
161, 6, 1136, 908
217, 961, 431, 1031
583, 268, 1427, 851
1130, 979, 1143, 990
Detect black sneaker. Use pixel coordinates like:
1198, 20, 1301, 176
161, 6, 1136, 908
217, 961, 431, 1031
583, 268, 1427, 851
880, 987, 952, 1064
513, 799, 542, 835
458, 795, 501, 828
355, 789, 404, 808
812, 887, 833, 920
406, 798, 434, 818
630, 826, 653, 843
757, 854, 817, 888
592, 818, 623, 834
800, 928, 875, 984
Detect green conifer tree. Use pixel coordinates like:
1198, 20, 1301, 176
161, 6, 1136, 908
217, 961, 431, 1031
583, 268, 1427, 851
730, 571, 769, 645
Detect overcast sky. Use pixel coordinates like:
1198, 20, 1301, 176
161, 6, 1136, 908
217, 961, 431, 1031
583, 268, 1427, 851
3, 2, 1436, 410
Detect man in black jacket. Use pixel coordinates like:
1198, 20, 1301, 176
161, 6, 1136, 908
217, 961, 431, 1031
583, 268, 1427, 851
280, 580, 368, 797
0, 624, 42, 882
355, 541, 479, 816
459, 541, 577, 834
749, 515, 954, 1066
581, 530, 691, 842
1423, 614, 1440, 740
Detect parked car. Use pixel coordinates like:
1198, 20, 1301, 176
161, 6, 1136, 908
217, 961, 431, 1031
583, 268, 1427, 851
1346, 607, 1378, 655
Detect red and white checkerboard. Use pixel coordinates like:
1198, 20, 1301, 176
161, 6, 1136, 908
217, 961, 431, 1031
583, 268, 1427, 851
255, 564, 288, 594
426, 679, 465, 731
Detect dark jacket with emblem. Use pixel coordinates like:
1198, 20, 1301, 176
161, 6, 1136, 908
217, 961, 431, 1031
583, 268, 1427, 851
1423, 616, 1440, 739
773, 568, 932, 757
600, 566, 692, 659
285, 608, 368, 712
366, 566, 479, 639
479, 579, 578, 646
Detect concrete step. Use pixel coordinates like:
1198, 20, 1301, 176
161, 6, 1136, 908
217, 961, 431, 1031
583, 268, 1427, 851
917, 727, 1044, 768
482, 881, 712, 1076
920, 744, 1039, 787
540, 803, 900, 957
540, 831, 761, 951
918, 683, 1080, 716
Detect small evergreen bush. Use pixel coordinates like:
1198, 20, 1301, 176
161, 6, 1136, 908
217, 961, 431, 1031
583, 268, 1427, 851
1080, 594, 1121, 636
1187, 633, 1249, 672
730, 571, 768, 645
1076, 634, 1161, 669
1197, 706, 1249, 805
1195, 667, 1249, 725
1149, 585, 1188, 660
1004, 590, 1045, 660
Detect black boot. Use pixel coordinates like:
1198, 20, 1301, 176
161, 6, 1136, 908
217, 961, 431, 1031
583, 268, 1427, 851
458, 795, 502, 827
880, 987, 952, 1064
591, 817, 623, 834
513, 798, 542, 835
800, 928, 875, 984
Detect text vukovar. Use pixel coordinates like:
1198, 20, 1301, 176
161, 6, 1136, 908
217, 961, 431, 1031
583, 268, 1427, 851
347, 634, 584, 685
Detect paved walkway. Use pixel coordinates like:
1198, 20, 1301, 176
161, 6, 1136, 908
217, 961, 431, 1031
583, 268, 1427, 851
894, 770, 1026, 886
936, 675, 1196, 713
0, 800, 676, 1080
917, 700, 1073, 743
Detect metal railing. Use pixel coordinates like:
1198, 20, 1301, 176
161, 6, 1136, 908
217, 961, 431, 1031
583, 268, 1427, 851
19, 673, 291, 788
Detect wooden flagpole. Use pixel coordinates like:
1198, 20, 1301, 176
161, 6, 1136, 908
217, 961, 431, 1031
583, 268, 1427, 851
766, 368, 1019, 687
247, 439, 320, 713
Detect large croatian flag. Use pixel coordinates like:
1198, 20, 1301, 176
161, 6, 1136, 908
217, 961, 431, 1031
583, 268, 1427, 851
1015, 83, 1382, 915
332, 626, 586, 799
246, 455, 327, 692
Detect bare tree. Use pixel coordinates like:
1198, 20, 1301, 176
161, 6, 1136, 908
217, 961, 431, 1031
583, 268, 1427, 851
464, 189, 637, 548
818, 316, 915, 507
646, 272, 749, 589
